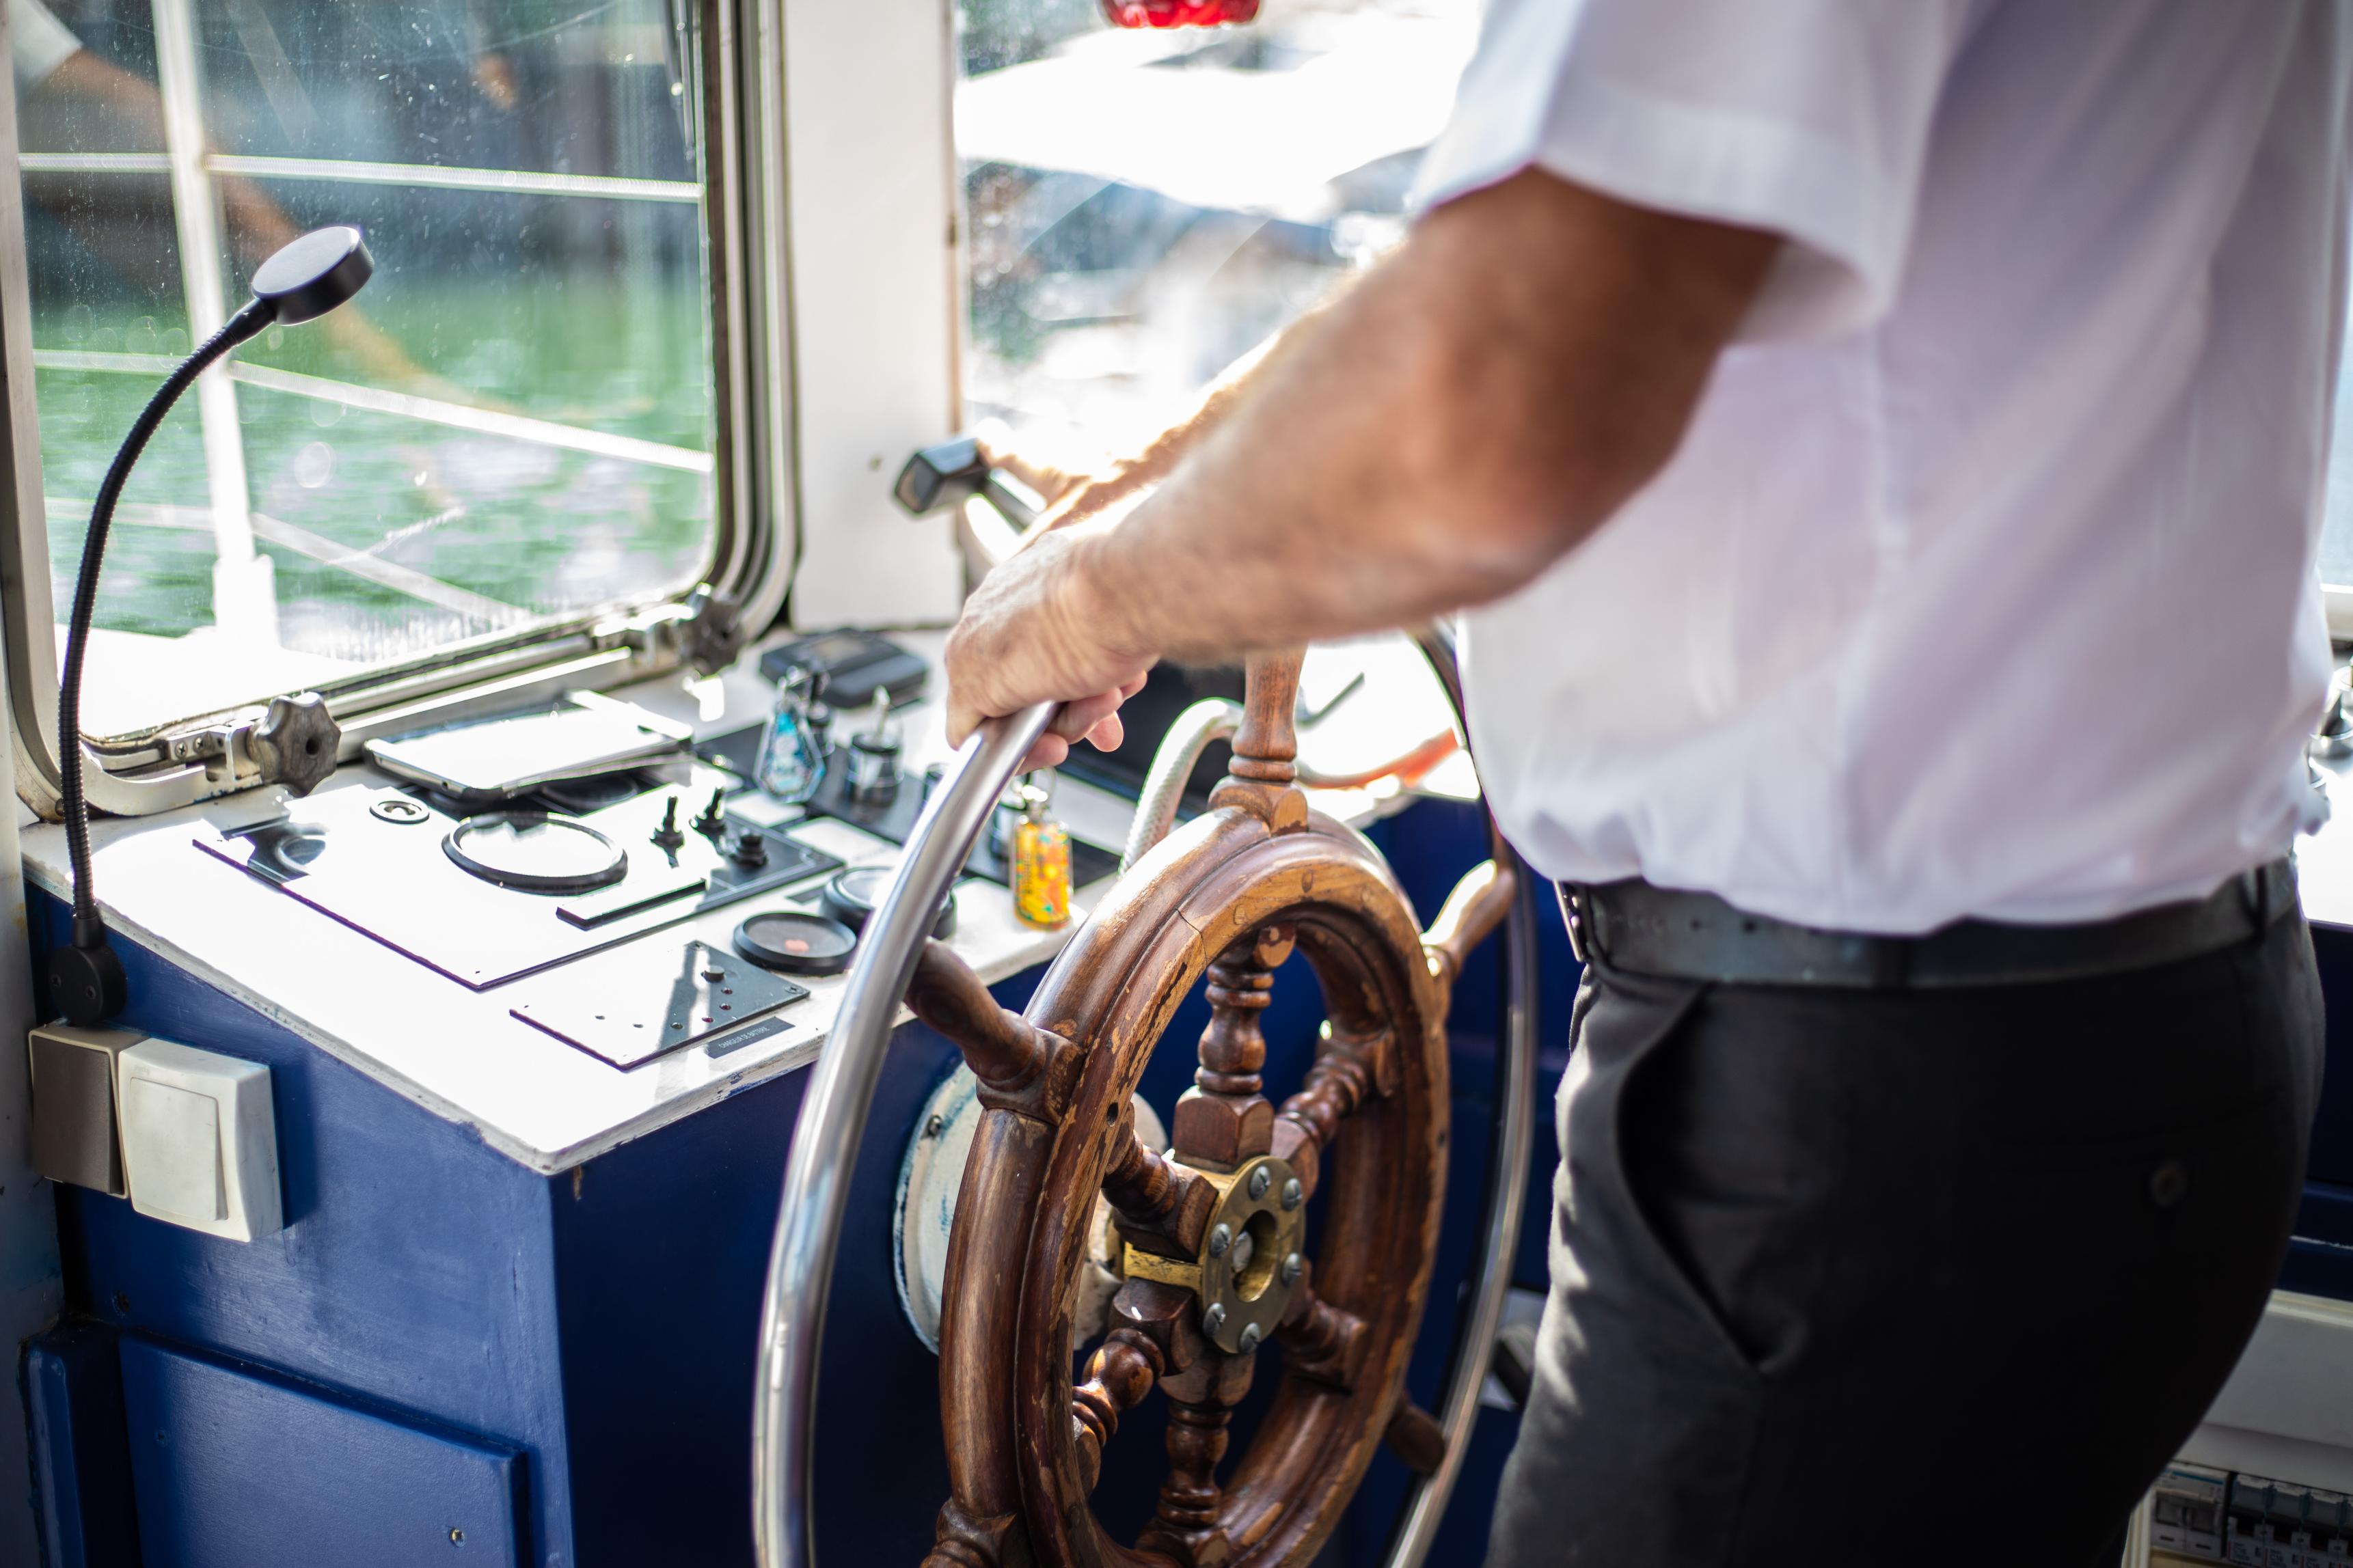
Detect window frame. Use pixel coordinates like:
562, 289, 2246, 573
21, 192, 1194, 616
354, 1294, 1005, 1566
0, 0, 845, 819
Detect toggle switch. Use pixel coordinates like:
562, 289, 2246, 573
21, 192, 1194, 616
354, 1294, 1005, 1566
117, 1039, 282, 1242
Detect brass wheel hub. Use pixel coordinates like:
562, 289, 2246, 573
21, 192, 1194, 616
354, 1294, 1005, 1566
1122, 1153, 1308, 1354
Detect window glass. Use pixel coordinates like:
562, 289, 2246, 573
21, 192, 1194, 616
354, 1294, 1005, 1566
2326, 305, 2353, 587
14, 0, 715, 741
955, 0, 1478, 450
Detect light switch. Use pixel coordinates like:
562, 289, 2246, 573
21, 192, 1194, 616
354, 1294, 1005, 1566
116, 1040, 281, 1242
121, 1079, 223, 1224
29, 1022, 145, 1196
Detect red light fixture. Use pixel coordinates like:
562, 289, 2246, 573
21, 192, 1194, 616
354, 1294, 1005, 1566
1098, 0, 1260, 27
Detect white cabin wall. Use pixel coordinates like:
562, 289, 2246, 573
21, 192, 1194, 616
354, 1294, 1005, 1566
777, 0, 967, 630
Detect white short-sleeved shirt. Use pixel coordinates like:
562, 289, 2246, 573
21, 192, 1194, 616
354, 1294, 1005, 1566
10, 0, 82, 94
1419, 0, 2353, 933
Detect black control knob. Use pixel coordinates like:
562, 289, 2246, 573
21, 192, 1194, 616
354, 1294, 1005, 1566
730, 829, 769, 869
652, 796, 685, 851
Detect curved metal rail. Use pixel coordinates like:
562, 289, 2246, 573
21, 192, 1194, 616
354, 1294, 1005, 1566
752, 702, 1053, 1568
1121, 697, 1242, 873
1383, 625, 1540, 1568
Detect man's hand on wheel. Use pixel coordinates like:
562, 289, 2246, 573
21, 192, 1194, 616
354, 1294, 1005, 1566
944, 523, 1152, 772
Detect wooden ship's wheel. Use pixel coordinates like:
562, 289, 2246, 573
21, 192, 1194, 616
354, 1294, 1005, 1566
754, 645, 1533, 1568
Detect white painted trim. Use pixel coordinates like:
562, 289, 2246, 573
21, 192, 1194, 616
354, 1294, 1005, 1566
2181, 1290, 2353, 1492
2326, 583, 2353, 643
35, 353, 715, 474
0, 23, 75, 1568
773, 0, 965, 629
153, 0, 271, 643
204, 154, 701, 204
19, 152, 703, 206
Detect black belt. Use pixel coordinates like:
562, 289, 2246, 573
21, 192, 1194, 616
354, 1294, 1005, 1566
1561, 857, 2298, 989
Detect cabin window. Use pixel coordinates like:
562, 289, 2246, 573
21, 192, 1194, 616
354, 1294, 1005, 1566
2328, 271, 2353, 634
953, 0, 1479, 448
10, 0, 718, 744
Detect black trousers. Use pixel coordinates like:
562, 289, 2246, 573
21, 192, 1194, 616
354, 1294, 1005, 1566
1487, 907, 2324, 1567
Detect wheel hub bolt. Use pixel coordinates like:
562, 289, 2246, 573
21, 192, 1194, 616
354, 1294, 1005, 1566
1280, 1252, 1303, 1286
1208, 1224, 1232, 1257
1281, 1178, 1302, 1211
1203, 1303, 1227, 1337
1237, 1322, 1264, 1353
1228, 1229, 1255, 1274
1247, 1166, 1272, 1200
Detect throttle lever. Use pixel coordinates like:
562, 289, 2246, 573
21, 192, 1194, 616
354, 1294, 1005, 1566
893, 435, 1040, 529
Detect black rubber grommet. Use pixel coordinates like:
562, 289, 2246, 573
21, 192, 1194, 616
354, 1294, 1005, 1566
733, 911, 858, 976
443, 812, 627, 894
819, 865, 955, 939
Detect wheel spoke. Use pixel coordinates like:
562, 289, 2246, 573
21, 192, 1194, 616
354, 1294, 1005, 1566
1072, 1330, 1162, 1494
1268, 1023, 1396, 1202
1273, 1265, 1368, 1391
1420, 858, 1516, 996
1169, 924, 1294, 1170
905, 939, 1074, 1120
1139, 1344, 1257, 1567
1072, 1280, 1203, 1494
1102, 1113, 1214, 1261
1384, 1401, 1447, 1477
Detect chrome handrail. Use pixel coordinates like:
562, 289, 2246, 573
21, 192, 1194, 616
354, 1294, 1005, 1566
1121, 696, 1241, 874
752, 701, 1055, 1568
1383, 626, 1540, 1568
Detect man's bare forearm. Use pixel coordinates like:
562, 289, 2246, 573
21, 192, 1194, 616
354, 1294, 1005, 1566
1103, 319, 1292, 490
1065, 171, 1778, 668
940, 170, 1776, 752
1029, 321, 1296, 532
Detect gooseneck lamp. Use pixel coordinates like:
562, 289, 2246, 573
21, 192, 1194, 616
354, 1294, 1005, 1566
49, 226, 374, 1027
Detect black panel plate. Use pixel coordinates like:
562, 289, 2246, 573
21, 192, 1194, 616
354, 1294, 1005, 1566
801, 759, 1118, 889
197, 774, 843, 990
506, 939, 807, 1068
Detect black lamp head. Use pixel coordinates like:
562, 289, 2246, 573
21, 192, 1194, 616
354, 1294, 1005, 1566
249, 226, 373, 325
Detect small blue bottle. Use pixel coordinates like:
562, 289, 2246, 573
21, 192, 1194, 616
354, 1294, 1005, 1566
757, 665, 825, 803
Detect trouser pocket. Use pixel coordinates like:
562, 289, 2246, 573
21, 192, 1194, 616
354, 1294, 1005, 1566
1555, 968, 1763, 1376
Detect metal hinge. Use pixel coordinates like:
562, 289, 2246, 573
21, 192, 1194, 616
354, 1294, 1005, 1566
590, 585, 746, 674
157, 691, 340, 795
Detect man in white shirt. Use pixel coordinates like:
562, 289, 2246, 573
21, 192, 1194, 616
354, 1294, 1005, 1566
950, 1, 2351, 1560
8, 0, 79, 94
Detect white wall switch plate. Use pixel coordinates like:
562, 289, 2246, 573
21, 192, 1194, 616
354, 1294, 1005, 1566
29, 1021, 146, 1196
116, 1040, 282, 1242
